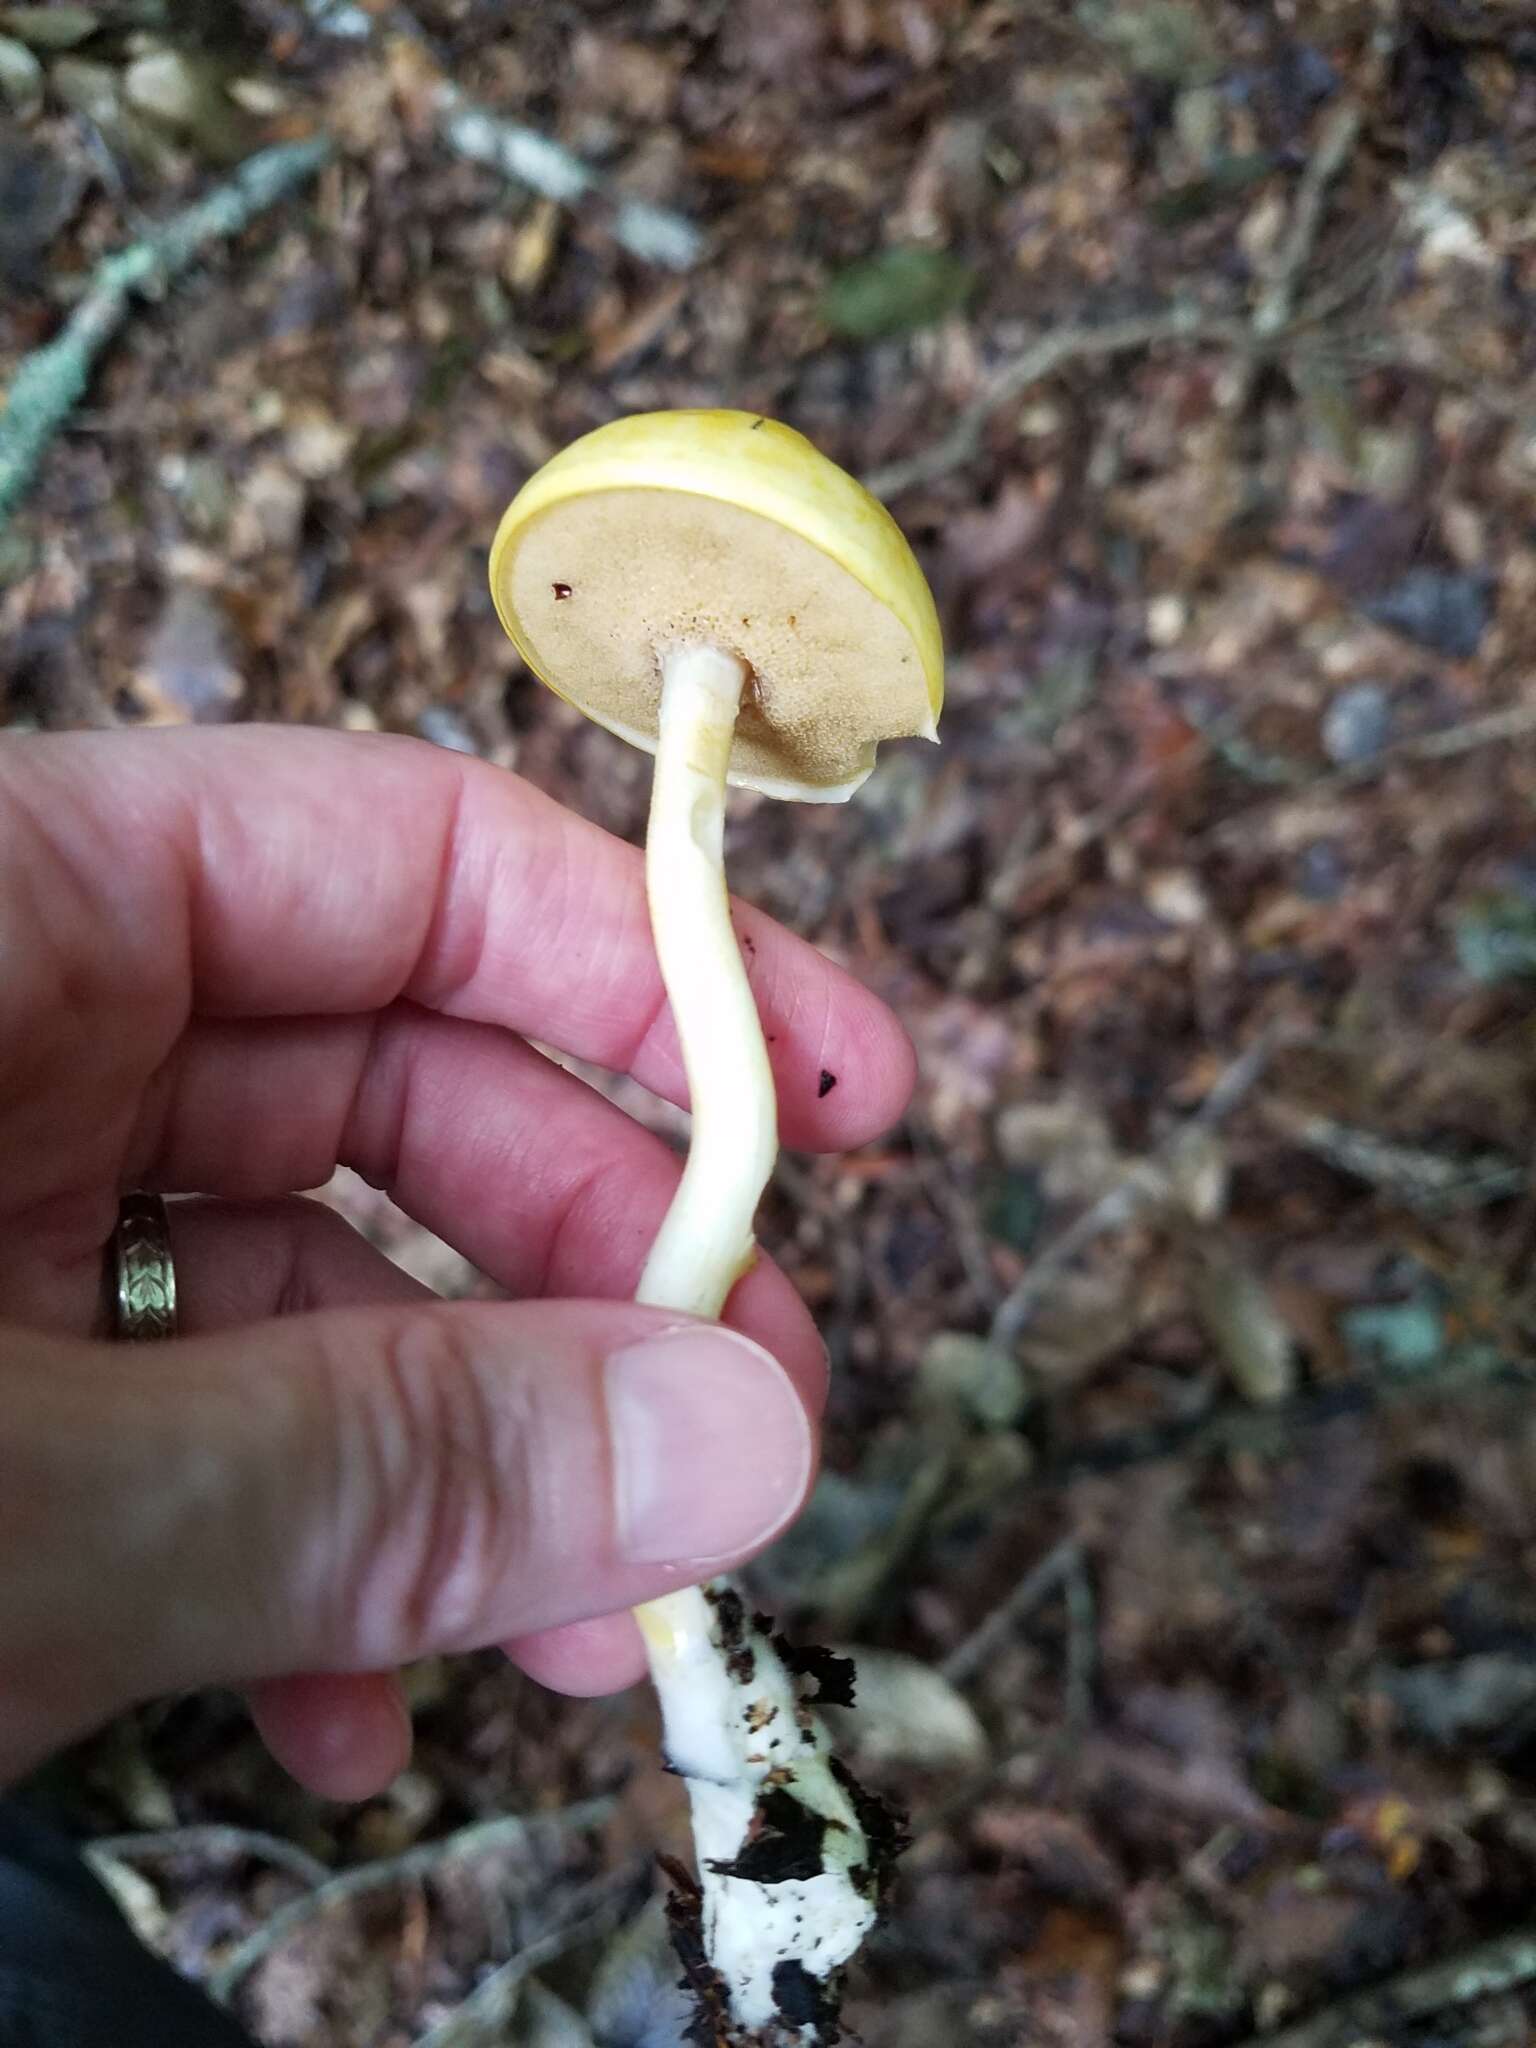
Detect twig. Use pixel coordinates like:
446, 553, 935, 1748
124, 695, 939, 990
940, 1537, 1082, 1688
1254, 103, 1364, 345
1204, 700, 1536, 851
863, 104, 1360, 501
912, 1121, 1003, 1312
1061, 1542, 1097, 1731
1398, 700, 1536, 764
863, 303, 1244, 499
1259, 1099, 1527, 1217
437, 100, 702, 270
984, 704, 1247, 913
86, 1825, 330, 1891
1041, 1347, 1536, 1491
305, 1, 703, 270
987, 1030, 1281, 1356
1228, 1928, 1536, 2048
1228, 101, 1362, 414
0, 136, 332, 530
409, 1870, 639, 2048
209, 1797, 613, 2003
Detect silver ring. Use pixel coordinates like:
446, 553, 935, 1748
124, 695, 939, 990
113, 1192, 178, 1341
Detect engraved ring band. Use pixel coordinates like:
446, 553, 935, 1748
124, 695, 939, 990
111, 1191, 179, 1342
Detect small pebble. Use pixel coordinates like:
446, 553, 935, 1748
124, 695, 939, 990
1363, 568, 1491, 659
1322, 682, 1392, 766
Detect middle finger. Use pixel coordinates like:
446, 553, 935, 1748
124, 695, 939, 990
132, 1005, 830, 1409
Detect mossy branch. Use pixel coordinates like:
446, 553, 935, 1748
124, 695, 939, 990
0, 136, 332, 532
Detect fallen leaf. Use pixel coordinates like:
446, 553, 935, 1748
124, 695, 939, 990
571, 32, 676, 122
821, 246, 977, 339
1187, 1239, 1298, 1406
0, 4, 99, 49
825, 1647, 989, 1769
920, 1330, 1032, 1429
0, 34, 42, 115
586, 1898, 693, 2048
970, 1807, 1123, 1906
1363, 567, 1493, 658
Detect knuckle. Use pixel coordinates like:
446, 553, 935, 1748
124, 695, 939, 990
344, 1310, 531, 1661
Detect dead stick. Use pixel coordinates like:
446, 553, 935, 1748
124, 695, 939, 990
863, 305, 1244, 499
408, 1871, 639, 2048
940, 1537, 1081, 1687
0, 137, 331, 531
304, 0, 702, 269
87, 1825, 330, 1892
1228, 1928, 1536, 2048
1042, 1349, 1536, 1491
1227, 100, 1362, 412
209, 1797, 614, 2003
1204, 700, 1536, 850
988, 1030, 1281, 1355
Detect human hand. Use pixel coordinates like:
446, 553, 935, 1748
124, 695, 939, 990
0, 728, 913, 1799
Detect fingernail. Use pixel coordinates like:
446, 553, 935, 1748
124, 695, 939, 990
604, 1327, 812, 1566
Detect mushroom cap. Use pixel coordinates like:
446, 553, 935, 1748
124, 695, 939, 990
488, 409, 942, 800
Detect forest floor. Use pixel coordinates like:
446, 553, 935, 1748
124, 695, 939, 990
4, 2, 1536, 2044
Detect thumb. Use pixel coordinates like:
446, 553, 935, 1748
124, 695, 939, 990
0, 1303, 813, 1767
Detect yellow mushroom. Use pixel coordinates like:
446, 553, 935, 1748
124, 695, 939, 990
489, 407, 942, 799
489, 410, 943, 2042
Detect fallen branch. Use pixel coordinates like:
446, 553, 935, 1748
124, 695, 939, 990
988, 1029, 1281, 1355
1405, 701, 1536, 762
1227, 100, 1363, 412
306, 1, 703, 270
940, 1537, 1082, 1688
976, 706, 1253, 934
1229, 1927, 1536, 2048
409, 1869, 639, 2048
1205, 700, 1536, 850
86, 1824, 330, 1892
0, 136, 332, 531
437, 98, 702, 271
1259, 1098, 1527, 1217
862, 105, 1361, 501
209, 1797, 614, 2003
863, 303, 1244, 499
1042, 1343, 1536, 1491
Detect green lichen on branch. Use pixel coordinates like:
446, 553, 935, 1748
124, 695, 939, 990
0, 135, 332, 531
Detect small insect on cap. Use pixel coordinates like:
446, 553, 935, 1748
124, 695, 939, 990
488, 409, 943, 801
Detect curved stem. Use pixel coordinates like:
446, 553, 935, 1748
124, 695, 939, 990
634, 640, 777, 1318
629, 643, 881, 2040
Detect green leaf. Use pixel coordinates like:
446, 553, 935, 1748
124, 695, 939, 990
820, 246, 976, 340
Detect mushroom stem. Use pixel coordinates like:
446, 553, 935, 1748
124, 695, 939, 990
629, 641, 888, 2043
635, 639, 777, 1318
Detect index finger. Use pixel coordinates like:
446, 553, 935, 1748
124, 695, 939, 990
0, 727, 914, 1150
